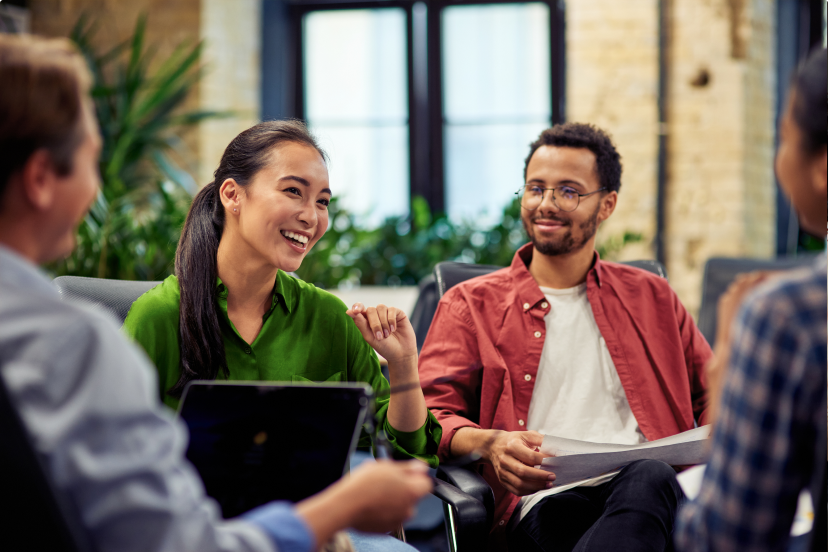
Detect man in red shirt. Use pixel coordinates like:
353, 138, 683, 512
419, 123, 711, 552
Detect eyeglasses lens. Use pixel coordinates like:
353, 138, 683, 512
520, 187, 579, 212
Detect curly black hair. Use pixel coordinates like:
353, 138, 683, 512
523, 123, 623, 193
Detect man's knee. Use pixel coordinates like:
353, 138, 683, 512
617, 460, 680, 496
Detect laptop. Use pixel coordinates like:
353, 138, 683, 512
177, 381, 373, 518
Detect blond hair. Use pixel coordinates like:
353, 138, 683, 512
0, 34, 92, 196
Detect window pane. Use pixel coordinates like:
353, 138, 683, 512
442, 3, 551, 224
445, 122, 547, 223
304, 9, 409, 227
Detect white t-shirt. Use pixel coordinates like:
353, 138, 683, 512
515, 283, 646, 522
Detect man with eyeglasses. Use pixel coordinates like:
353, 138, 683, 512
418, 123, 711, 552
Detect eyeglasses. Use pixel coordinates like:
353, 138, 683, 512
516, 185, 608, 212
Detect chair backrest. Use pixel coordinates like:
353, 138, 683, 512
697, 255, 817, 348
410, 259, 667, 350
409, 275, 439, 353
53, 276, 162, 325
433, 263, 503, 298
433, 258, 668, 299
0, 374, 92, 552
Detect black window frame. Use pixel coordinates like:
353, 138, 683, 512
262, 0, 566, 216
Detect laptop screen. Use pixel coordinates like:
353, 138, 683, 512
178, 381, 372, 518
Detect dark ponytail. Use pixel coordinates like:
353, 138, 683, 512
790, 47, 827, 154
169, 120, 326, 397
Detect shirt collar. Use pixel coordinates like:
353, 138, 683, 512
510, 243, 604, 309
0, 244, 58, 297
214, 270, 295, 317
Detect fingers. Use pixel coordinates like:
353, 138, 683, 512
386, 306, 398, 335
498, 456, 555, 495
490, 431, 555, 496
347, 303, 403, 342
364, 305, 385, 341
510, 439, 549, 468
345, 302, 365, 317
523, 430, 545, 450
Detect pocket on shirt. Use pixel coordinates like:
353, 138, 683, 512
292, 371, 344, 384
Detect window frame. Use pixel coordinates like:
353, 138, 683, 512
262, 0, 566, 217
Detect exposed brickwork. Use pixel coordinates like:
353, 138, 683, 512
569, 0, 776, 316
666, 0, 776, 314
28, 0, 202, 170
198, 0, 261, 187
567, 0, 660, 266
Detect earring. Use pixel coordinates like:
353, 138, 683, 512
233, 208, 237, 212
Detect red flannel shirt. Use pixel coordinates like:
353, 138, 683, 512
419, 244, 711, 544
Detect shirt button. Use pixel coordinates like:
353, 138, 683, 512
541, 302, 548, 309
524, 374, 532, 381
523, 302, 530, 310
518, 419, 525, 426
534, 331, 542, 338
499, 520, 505, 526
244, 347, 252, 354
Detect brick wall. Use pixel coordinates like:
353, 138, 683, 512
569, 0, 776, 316
666, 0, 775, 314
198, 0, 261, 187
29, 0, 202, 168
566, 0, 660, 265
28, 0, 264, 195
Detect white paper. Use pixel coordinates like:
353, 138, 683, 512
675, 463, 706, 499
538, 426, 711, 487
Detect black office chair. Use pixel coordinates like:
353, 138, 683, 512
428, 259, 668, 552
0, 372, 93, 552
696, 255, 817, 348
53, 276, 162, 325
409, 274, 439, 353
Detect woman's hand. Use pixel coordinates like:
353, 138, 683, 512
346, 303, 417, 365
707, 270, 774, 424
346, 302, 427, 433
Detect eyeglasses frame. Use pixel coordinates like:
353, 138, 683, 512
515, 185, 609, 212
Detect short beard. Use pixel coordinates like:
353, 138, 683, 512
523, 203, 600, 257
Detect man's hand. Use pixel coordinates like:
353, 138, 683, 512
453, 428, 555, 496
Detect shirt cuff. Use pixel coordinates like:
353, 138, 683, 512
384, 409, 442, 468
242, 501, 316, 552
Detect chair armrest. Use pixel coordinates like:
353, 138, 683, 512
431, 478, 489, 551
437, 464, 495, 529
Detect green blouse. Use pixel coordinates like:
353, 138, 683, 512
123, 271, 440, 467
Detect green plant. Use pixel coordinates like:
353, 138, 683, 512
50, 15, 225, 280
296, 197, 644, 289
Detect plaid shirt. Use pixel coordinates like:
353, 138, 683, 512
675, 257, 827, 551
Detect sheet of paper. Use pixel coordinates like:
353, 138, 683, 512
538, 426, 711, 487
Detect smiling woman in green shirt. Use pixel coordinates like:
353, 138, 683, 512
123, 120, 440, 467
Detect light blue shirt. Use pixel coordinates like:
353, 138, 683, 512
0, 245, 313, 552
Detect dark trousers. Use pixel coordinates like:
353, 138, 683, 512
506, 460, 684, 552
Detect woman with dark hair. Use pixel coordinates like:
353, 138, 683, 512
124, 120, 440, 469
674, 47, 827, 552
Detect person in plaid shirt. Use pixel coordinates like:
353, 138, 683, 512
674, 47, 827, 552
